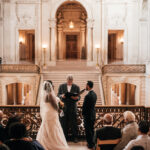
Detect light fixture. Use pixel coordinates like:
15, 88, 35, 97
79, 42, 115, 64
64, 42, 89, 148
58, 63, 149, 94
19, 37, 24, 44
120, 38, 124, 44
42, 44, 47, 66
69, 21, 74, 29
69, 3, 74, 29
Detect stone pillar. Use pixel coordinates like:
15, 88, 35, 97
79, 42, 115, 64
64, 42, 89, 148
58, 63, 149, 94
57, 25, 63, 60
81, 25, 86, 48
49, 19, 56, 65
86, 19, 94, 64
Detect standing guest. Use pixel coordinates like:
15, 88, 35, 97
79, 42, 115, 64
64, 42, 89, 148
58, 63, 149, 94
58, 74, 80, 142
0, 111, 5, 143
4, 123, 36, 150
114, 111, 138, 150
124, 121, 150, 150
82, 81, 97, 149
95, 113, 122, 150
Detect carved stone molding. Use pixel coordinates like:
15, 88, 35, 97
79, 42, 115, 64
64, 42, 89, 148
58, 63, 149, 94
86, 18, 94, 28
49, 19, 57, 28
102, 65, 146, 74
0, 65, 40, 73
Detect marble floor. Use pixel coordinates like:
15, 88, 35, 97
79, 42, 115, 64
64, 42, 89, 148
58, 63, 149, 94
68, 141, 92, 150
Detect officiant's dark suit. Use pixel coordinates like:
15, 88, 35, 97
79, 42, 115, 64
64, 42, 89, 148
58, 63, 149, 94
58, 75, 80, 141
82, 81, 97, 148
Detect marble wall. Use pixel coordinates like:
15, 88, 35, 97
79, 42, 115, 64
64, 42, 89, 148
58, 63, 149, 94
0, 0, 149, 65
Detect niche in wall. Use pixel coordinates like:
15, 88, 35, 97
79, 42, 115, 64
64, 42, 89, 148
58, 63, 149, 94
19, 30, 35, 63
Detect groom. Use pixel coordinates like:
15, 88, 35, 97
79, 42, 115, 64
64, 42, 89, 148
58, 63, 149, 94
58, 74, 80, 142
82, 81, 97, 149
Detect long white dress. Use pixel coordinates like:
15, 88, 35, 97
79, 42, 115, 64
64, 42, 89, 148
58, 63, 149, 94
36, 89, 69, 150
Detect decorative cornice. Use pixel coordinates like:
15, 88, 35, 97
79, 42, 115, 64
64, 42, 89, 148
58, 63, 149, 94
102, 64, 146, 74
0, 65, 40, 73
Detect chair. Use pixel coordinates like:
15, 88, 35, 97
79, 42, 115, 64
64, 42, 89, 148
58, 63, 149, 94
96, 138, 121, 150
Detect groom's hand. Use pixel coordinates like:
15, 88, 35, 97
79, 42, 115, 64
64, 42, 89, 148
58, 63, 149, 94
71, 96, 78, 100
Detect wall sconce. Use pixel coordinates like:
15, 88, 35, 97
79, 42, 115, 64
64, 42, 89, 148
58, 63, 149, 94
120, 38, 124, 44
42, 44, 47, 66
95, 44, 100, 67
19, 37, 24, 44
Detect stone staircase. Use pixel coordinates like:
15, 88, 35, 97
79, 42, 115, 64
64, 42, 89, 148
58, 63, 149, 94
42, 60, 103, 106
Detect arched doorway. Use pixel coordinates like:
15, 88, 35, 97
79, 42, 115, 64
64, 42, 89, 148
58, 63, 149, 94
111, 83, 136, 105
6, 83, 31, 105
56, 2, 87, 60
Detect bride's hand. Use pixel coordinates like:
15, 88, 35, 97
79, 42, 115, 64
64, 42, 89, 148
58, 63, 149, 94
59, 100, 64, 108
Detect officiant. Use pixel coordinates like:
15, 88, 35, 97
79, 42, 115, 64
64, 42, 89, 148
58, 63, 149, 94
58, 74, 80, 143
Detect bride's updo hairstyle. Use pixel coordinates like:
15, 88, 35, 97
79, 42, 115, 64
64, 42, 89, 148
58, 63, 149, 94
44, 81, 52, 93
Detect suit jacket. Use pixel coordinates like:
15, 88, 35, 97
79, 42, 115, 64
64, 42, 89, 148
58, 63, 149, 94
82, 90, 97, 120
95, 126, 122, 150
58, 83, 80, 111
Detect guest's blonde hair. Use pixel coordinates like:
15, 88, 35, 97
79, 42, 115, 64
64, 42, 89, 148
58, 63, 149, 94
123, 111, 135, 122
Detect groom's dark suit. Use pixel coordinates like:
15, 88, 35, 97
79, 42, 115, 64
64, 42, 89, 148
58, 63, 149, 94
58, 83, 80, 139
82, 90, 97, 148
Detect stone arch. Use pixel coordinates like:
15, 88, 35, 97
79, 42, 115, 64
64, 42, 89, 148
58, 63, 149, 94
50, 0, 93, 19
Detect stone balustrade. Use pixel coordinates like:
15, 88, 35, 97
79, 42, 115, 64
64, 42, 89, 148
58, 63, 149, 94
0, 65, 40, 73
102, 64, 146, 74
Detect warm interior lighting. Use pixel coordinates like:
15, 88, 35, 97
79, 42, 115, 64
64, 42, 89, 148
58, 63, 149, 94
95, 44, 100, 49
42, 44, 47, 49
19, 37, 24, 43
120, 38, 124, 44
69, 21, 74, 29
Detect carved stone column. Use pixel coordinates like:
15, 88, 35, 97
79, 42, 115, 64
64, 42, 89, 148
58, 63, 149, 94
86, 19, 94, 63
49, 19, 56, 63
57, 25, 63, 60
81, 25, 86, 48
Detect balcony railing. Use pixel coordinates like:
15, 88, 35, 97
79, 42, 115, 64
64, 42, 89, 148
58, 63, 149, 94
0, 65, 40, 73
102, 64, 146, 74
0, 105, 148, 138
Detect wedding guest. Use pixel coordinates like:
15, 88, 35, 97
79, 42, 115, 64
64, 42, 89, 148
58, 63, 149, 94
4, 115, 21, 141
114, 111, 138, 150
124, 121, 150, 150
0, 111, 5, 143
58, 74, 80, 142
82, 81, 97, 149
0, 144, 10, 150
95, 113, 121, 150
5, 123, 36, 150
131, 146, 144, 150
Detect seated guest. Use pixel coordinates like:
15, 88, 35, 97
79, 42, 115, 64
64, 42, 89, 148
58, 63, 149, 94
4, 115, 21, 141
114, 111, 138, 150
131, 146, 144, 150
123, 121, 150, 150
95, 113, 121, 150
0, 111, 5, 143
4, 123, 36, 150
0, 144, 10, 150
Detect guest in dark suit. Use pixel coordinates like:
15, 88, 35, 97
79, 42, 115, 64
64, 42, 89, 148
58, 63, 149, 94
58, 74, 80, 142
82, 81, 97, 149
95, 113, 122, 150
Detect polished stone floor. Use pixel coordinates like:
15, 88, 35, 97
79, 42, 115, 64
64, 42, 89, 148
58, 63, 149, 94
69, 141, 92, 150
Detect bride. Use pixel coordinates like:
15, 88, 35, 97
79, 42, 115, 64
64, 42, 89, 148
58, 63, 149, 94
36, 80, 69, 150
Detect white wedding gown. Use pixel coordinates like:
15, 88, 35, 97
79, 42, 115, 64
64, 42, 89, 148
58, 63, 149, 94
36, 91, 69, 150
